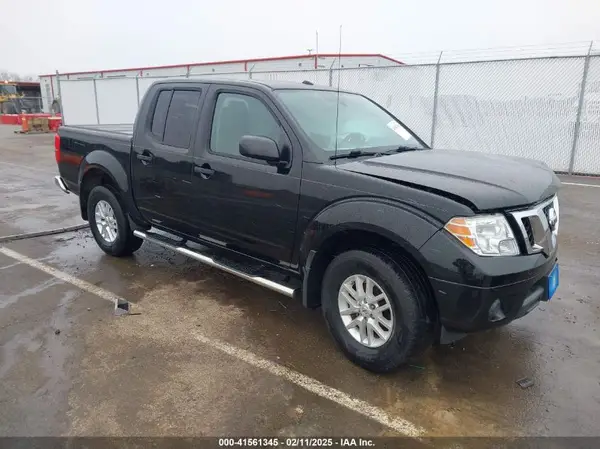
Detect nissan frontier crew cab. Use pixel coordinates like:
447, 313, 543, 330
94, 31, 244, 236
53, 79, 560, 372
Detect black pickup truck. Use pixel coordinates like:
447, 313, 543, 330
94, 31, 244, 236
54, 78, 560, 372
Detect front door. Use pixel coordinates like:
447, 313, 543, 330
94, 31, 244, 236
131, 86, 206, 234
190, 85, 302, 264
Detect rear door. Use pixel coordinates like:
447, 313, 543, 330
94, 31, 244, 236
190, 84, 302, 264
131, 85, 207, 234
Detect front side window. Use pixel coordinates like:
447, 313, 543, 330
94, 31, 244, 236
210, 92, 281, 157
276, 89, 424, 160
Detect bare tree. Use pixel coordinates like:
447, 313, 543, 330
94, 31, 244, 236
0, 71, 32, 81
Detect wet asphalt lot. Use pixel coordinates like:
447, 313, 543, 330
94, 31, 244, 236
0, 125, 599, 438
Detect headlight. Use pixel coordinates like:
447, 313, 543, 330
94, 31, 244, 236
444, 214, 519, 256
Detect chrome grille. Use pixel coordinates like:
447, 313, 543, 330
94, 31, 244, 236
522, 218, 535, 246
510, 195, 559, 256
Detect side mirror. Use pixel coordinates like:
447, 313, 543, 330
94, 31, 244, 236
239, 135, 280, 163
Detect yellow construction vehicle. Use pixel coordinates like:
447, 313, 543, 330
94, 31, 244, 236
0, 80, 42, 114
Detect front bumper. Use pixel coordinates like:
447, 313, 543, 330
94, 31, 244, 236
420, 230, 558, 333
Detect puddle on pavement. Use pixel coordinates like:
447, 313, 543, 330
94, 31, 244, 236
2, 218, 598, 436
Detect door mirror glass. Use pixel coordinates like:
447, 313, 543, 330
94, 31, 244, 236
239, 135, 280, 162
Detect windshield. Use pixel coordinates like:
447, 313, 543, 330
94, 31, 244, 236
276, 89, 425, 160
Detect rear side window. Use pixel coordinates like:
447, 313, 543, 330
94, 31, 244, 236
151, 90, 171, 139
163, 90, 202, 149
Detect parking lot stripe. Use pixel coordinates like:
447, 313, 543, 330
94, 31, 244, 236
0, 247, 119, 304
0, 245, 424, 437
193, 332, 425, 437
562, 182, 600, 188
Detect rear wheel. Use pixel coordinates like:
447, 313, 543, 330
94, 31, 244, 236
87, 186, 143, 257
321, 249, 432, 373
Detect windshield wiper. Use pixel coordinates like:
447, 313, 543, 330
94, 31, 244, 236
329, 150, 382, 160
381, 145, 422, 154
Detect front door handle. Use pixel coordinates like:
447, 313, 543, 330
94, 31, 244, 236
194, 164, 214, 179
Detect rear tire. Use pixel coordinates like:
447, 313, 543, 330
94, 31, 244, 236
87, 186, 143, 257
321, 249, 432, 373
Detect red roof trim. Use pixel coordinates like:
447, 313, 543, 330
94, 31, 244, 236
39, 53, 402, 77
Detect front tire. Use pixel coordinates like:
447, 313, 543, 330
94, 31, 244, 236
87, 186, 143, 257
321, 249, 432, 373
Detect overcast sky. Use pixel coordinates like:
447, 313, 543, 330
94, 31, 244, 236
4, 0, 600, 75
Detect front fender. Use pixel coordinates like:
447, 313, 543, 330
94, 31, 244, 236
299, 197, 442, 268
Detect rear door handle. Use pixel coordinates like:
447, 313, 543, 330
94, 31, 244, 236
136, 153, 153, 163
194, 164, 214, 178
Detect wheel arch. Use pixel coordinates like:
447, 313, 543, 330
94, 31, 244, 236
299, 198, 440, 322
77, 151, 148, 229
79, 165, 123, 220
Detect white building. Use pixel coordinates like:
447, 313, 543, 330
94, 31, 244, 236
38, 53, 402, 113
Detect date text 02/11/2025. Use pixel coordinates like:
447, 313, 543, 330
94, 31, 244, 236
218, 438, 375, 447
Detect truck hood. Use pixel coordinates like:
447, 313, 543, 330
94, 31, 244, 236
338, 149, 561, 211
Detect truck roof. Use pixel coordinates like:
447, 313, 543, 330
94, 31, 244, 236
152, 78, 352, 93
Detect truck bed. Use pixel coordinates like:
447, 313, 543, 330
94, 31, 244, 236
56, 124, 134, 195
66, 124, 134, 136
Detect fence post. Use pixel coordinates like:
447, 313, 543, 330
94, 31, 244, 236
92, 78, 100, 125
430, 51, 443, 148
135, 76, 141, 107
568, 41, 593, 174
55, 70, 65, 125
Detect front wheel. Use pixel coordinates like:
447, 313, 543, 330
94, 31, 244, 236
321, 249, 433, 373
87, 186, 143, 257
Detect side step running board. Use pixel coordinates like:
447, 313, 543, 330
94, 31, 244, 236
133, 230, 296, 298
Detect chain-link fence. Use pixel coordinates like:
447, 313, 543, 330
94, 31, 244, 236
56, 52, 600, 175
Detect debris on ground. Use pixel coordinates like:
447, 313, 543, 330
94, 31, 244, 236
54, 329, 61, 335
114, 298, 130, 316
516, 377, 534, 389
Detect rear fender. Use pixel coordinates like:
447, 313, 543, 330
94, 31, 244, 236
77, 151, 147, 226
78, 150, 128, 193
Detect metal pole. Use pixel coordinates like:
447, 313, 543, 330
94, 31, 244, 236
329, 58, 336, 87
135, 76, 141, 107
92, 78, 100, 125
568, 41, 593, 174
55, 70, 64, 124
430, 51, 443, 148
315, 30, 319, 69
